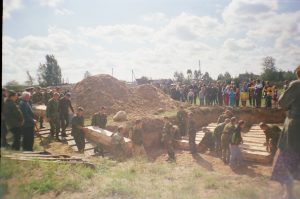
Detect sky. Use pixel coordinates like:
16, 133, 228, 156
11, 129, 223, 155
2, 0, 300, 84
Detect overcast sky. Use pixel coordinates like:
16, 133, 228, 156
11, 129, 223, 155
3, 0, 300, 84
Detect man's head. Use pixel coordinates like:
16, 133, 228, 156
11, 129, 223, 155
231, 117, 237, 125
77, 107, 84, 116
238, 120, 245, 128
224, 118, 230, 124
202, 127, 210, 133
259, 122, 268, 131
65, 92, 71, 100
180, 105, 184, 110
8, 90, 18, 101
22, 91, 31, 102
135, 119, 142, 128
295, 65, 300, 79
35, 86, 41, 92
53, 92, 60, 100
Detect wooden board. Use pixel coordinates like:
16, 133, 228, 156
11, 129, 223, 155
32, 104, 47, 119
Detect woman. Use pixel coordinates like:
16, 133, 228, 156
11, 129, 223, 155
229, 88, 236, 107
271, 65, 300, 199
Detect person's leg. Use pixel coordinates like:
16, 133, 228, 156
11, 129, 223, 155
11, 127, 22, 150
60, 115, 66, 135
1, 120, 8, 147
49, 119, 55, 138
22, 126, 34, 151
55, 118, 61, 140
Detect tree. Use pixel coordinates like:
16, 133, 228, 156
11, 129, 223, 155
24, 70, 34, 86
83, 71, 91, 79
37, 55, 62, 86
187, 69, 192, 80
193, 69, 202, 80
174, 71, 185, 83
217, 74, 224, 81
261, 56, 278, 81
6, 80, 24, 92
202, 72, 213, 82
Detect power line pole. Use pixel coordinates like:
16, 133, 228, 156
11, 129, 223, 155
112, 68, 114, 77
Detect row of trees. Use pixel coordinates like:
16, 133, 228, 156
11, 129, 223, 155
173, 56, 296, 85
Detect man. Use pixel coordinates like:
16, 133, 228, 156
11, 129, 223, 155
1, 88, 9, 147
91, 106, 107, 128
176, 106, 187, 137
217, 82, 223, 106
187, 89, 194, 104
111, 126, 126, 161
46, 92, 60, 141
198, 127, 215, 153
32, 86, 45, 129
188, 113, 197, 154
254, 80, 263, 108
214, 118, 230, 156
162, 116, 175, 162
19, 91, 36, 151
44, 89, 53, 105
259, 122, 281, 157
71, 107, 85, 153
3, 90, 24, 150
59, 93, 74, 137
221, 117, 236, 164
130, 119, 146, 157
91, 106, 108, 156
217, 110, 233, 124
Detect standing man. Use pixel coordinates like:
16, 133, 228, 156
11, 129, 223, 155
19, 92, 36, 151
176, 105, 187, 137
46, 92, 60, 141
221, 117, 236, 164
59, 93, 74, 137
91, 106, 107, 129
214, 118, 230, 156
259, 122, 281, 157
1, 88, 9, 147
162, 116, 175, 162
188, 113, 197, 154
32, 86, 45, 129
111, 126, 126, 161
130, 119, 146, 157
3, 91, 24, 150
254, 80, 263, 108
71, 107, 85, 153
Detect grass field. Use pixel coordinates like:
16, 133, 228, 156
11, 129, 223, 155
1, 151, 300, 199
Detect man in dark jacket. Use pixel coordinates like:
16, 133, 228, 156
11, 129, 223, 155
1, 88, 9, 147
71, 107, 85, 153
46, 92, 60, 140
59, 93, 74, 137
19, 91, 36, 151
3, 90, 24, 150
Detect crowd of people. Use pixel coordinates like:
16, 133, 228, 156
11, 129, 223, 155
163, 79, 289, 109
1, 65, 299, 199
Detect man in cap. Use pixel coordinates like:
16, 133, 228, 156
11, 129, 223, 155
259, 122, 281, 157
198, 127, 215, 153
188, 112, 197, 154
161, 116, 176, 162
46, 92, 60, 141
130, 119, 147, 158
176, 105, 187, 137
59, 92, 74, 137
111, 126, 127, 161
221, 117, 237, 164
214, 118, 230, 156
91, 106, 107, 129
71, 107, 85, 153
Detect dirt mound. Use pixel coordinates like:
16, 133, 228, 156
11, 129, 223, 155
71, 74, 177, 117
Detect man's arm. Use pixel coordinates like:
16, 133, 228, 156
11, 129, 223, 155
278, 82, 297, 110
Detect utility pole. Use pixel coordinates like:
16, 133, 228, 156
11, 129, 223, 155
112, 68, 114, 77
132, 70, 134, 83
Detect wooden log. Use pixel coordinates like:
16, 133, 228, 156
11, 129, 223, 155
32, 105, 47, 120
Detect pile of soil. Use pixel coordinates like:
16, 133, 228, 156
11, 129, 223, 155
71, 74, 178, 117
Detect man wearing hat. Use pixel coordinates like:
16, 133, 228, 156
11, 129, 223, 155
71, 107, 85, 153
176, 105, 187, 137
59, 92, 74, 137
46, 92, 60, 140
259, 122, 281, 157
221, 117, 237, 164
